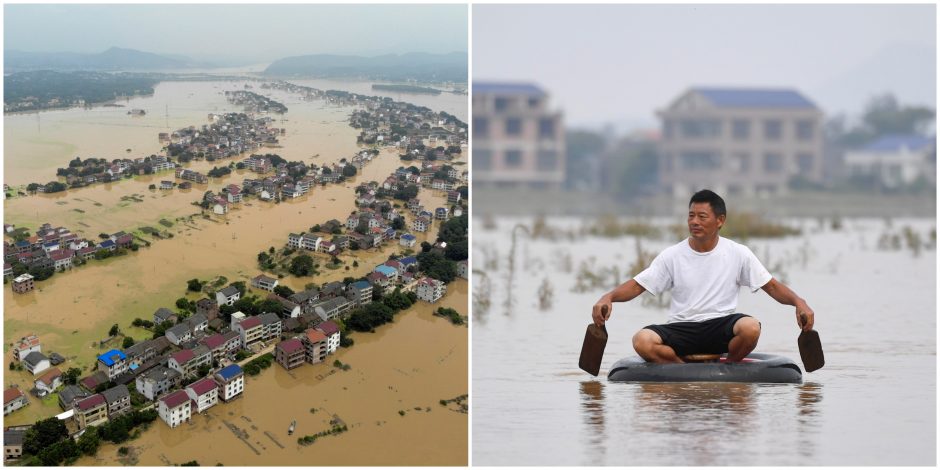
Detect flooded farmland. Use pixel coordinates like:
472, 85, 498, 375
3, 77, 468, 462
471, 215, 936, 466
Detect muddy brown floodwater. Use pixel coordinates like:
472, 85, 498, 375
3, 79, 468, 441
76, 279, 468, 466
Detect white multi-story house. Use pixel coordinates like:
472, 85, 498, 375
136, 366, 181, 401
416, 277, 447, 303
844, 135, 936, 189
158, 390, 192, 428
97, 349, 128, 380
315, 321, 341, 355
214, 364, 245, 402
185, 378, 220, 413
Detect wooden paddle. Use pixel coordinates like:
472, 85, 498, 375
798, 313, 825, 372
579, 306, 609, 376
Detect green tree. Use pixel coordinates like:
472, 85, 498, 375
342, 165, 358, 177
187, 278, 204, 292
273, 285, 295, 298
122, 337, 135, 349
77, 426, 100, 456
23, 417, 68, 455
289, 255, 315, 276
63, 367, 83, 385
108, 323, 120, 337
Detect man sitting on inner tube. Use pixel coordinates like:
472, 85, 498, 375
591, 189, 816, 363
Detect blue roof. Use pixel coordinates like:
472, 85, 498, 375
217, 364, 243, 380
43, 241, 58, 247
473, 82, 546, 97
862, 134, 935, 152
375, 265, 397, 276
401, 234, 416, 241
99, 240, 115, 248
351, 280, 371, 290
98, 349, 127, 366
15, 240, 29, 248
400, 256, 417, 265
692, 87, 817, 109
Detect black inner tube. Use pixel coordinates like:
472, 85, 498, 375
607, 353, 803, 384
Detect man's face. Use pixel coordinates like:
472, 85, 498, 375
688, 202, 724, 241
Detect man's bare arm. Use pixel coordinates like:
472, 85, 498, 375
592, 279, 647, 326
761, 278, 815, 331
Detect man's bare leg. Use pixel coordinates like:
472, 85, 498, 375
726, 317, 761, 362
632, 329, 684, 364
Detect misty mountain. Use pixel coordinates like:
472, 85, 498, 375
812, 42, 936, 118
4, 47, 206, 72
264, 52, 468, 83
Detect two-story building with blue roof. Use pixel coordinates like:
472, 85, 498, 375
97, 349, 128, 380
472, 82, 566, 189
657, 86, 825, 197
346, 280, 373, 306
844, 134, 936, 189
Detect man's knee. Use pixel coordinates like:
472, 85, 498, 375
734, 317, 761, 341
632, 329, 661, 352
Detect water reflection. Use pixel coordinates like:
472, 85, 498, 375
579, 381, 606, 465
795, 381, 824, 458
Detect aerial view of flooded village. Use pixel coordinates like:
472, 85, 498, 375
2, 4, 468, 466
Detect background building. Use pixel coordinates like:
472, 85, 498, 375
657, 87, 824, 197
472, 82, 566, 189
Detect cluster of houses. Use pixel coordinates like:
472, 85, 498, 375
4, 223, 137, 292
160, 112, 280, 163
51, 155, 176, 191
225, 89, 289, 115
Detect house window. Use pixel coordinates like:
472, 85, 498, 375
764, 120, 783, 140
494, 97, 510, 112
680, 119, 720, 138
763, 152, 784, 172
796, 120, 814, 141
504, 150, 523, 168
536, 150, 557, 171
538, 118, 555, 139
528, 97, 541, 108
732, 119, 750, 140
732, 152, 750, 173
680, 151, 720, 170
505, 118, 523, 136
796, 153, 814, 175
473, 117, 489, 138
663, 120, 673, 140
474, 149, 492, 171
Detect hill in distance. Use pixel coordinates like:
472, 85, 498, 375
264, 52, 468, 83
4, 47, 205, 72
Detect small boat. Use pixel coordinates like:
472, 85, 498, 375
288, 420, 296, 435
607, 353, 803, 384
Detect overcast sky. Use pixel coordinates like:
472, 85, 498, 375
473, 4, 936, 129
4, 4, 467, 63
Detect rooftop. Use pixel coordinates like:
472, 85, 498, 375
277, 338, 304, 354
861, 134, 935, 152
160, 390, 191, 409
691, 87, 817, 109
473, 82, 546, 97
98, 349, 127, 367
317, 320, 340, 336
4, 387, 24, 404
74, 393, 107, 411
216, 364, 243, 381
305, 329, 327, 343
187, 377, 219, 395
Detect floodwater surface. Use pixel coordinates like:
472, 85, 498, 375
471, 216, 936, 466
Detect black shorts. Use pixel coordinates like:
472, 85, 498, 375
643, 313, 757, 357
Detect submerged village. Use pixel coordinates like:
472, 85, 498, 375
3, 82, 468, 465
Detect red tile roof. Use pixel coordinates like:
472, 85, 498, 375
305, 329, 327, 343
316, 321, 340, 336
38, 367, 62, 386
201, 333, 226, 350
170, 349, 195, 365
187, 377, 218, 396
277, 338, 304, 354
4, 387, 23, 404
161, 390, 191, 409
75, 394, 106, 411
239, 316, 262, 330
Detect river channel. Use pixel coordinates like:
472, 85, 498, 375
471, 215, 935, 465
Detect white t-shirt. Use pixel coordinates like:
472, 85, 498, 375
633, 237, 772, 323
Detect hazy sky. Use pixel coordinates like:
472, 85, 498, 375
474, 4, 936, 129
4, 4, 467, 63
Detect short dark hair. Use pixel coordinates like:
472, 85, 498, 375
689, 189, 727, 218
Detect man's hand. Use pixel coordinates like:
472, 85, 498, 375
592, 296, 612, 327
796, 301, 815, 332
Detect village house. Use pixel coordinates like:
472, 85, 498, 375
399, 256, 418, 273
196, 298, 220, 321
374, 264, 399, 282
11, 273, 35, 294
435, 207, 450, 220
200, 331, 241, 361
101, 384, 131, 417
347, 280, 373, 306
58, 385, 90, 411
124, 337, 171, 371
289, 288, 321, 314
320, 281, 345, 299
23, 351, 50, 375
315, 321, 341, 355
447, 191, 462, 205
153, 307, 178, 325
416, 277, 447, 303
185, 313, 209, 335
313, 296, 352, 322
12, 335, 41, 361
166, 323, 193, 346
366, 272, 389, 293
214, 364, 245, 402
97, 349, 129, 380
5, 429, 25, 461
225, 184, 243, 203
213, 198, 229, 215
275, 338, 306, 370
168, 346, 211, 378
268, 294, 302, 318
844, 134, 937, 189
303, 329, 329, 364
235, 316, 264, 348
399, 233, 417, 248
185, 378, 220, 413
136, 365, 182, 401
260, 312, 283, 339
34, 367, 63, 396
458, 260, 469, 279
74, 394, 109, 429
160, 181, 174, 190
79, 371, 109, 393
251, 274, 279, 292
412, 216, 431, 233
216, 285, 241, 306
4, 388, 29, 416
158, 390, 192, 428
